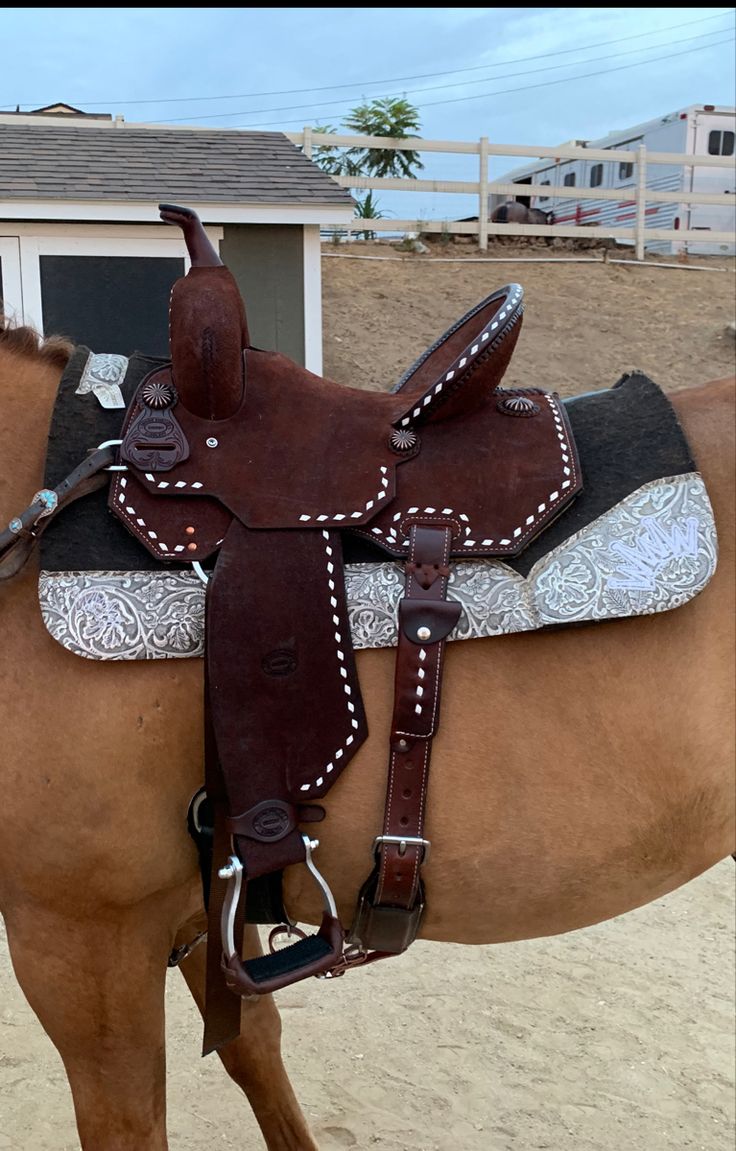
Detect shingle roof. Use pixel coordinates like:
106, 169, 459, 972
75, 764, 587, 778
0, 124, 351, 205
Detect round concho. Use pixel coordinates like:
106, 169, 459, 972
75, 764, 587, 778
141, 378, 177, 409
497, 394, 540, 417
390, 427, 418, 452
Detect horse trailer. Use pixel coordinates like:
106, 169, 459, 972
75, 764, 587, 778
491, 105, 735, 255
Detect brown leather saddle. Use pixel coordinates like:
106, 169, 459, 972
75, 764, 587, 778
104, 206, 582, 1050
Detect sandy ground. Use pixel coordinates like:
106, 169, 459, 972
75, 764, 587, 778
1, 246, 734, 1150
1, 865, 733, 1150
321, 244, 735, 396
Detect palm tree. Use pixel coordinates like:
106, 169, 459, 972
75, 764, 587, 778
343, 97, 424, 179
310, 99, 423, 234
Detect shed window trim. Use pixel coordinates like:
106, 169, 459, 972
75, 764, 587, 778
9, 228, 220, 335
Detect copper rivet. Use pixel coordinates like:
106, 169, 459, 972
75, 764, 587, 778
187, 542, 198, 552
185, 526, 196, 535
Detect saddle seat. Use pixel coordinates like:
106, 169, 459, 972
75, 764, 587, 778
107, 206, 582, 1052
113, 288, 574, 562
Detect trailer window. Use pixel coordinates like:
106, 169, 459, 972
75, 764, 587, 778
708, 130, 734, 156
590, 164, 604, 188
538, 180, 551, 202
563, 172, 576, 187
618, 161, 634, 180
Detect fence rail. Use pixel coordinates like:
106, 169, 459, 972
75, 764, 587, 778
286, 129, 736, 257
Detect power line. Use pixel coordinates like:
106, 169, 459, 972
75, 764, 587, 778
237, 35, 735, 130
417, 37, 736, 114
5, 9, 733, 110
146, 28, 735, 127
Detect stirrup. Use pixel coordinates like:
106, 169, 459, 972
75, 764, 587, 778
219, 835, 344, 995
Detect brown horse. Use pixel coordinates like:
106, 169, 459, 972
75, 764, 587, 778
0, 320, 733, 1151
491, 201, 553, 226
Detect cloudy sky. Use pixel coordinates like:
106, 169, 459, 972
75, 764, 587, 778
2, 6, 734, 218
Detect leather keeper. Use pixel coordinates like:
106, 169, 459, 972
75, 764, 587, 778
399, 598, 462, 644
349, 872, 425, 953
227, 801, 325, 841
227, 799, 296, 843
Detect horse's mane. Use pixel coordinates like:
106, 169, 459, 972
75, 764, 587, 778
0, 313, 73, 369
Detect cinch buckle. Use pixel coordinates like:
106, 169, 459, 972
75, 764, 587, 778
373, 835, 431, 863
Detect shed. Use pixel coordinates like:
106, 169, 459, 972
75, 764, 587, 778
0, 110, 352, 371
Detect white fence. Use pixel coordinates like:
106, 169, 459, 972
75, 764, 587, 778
286, 129, 736, 257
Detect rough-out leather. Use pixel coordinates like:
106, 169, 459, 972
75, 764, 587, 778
110, 347, 580, 561
207, 520, 367, 839
160, 203, 248, 421
107, 206, 584, 1049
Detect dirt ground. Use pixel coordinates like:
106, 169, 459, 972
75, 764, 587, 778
1, 247, 734, 1150
321, 243, 735, 396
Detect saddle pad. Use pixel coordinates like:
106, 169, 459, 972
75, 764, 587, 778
38, 352, 717, 660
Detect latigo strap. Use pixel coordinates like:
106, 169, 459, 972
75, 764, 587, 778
349, 523, 460, 953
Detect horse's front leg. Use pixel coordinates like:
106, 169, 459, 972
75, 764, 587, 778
178, 923, 318, 1151
3, 895, 175, 1151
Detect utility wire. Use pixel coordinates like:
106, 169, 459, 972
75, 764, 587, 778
239, 35, 732, 129
144, 30, 735, 127
4, 9, 733, 110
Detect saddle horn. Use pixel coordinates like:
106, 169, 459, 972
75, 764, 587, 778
160, 204, 248, 420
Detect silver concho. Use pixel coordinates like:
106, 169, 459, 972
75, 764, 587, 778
390, 427, 418, 452
497, 394, 540, 417
141, 379, 177, 409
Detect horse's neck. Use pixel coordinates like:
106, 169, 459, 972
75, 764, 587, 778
0, 349, 61, 512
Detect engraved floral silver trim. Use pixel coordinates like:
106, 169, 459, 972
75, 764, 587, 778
39, 474, 716, 661
532, 473, 717, 625
74, 352, 128, 409
39, 570, 205, 660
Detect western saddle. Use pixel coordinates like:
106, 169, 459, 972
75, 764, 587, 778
0, 206, 582, 1051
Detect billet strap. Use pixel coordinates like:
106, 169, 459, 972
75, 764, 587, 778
0, 444, 116, 581
348, 523, 461, 953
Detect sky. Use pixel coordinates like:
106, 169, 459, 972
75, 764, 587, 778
2, 6, 734, 219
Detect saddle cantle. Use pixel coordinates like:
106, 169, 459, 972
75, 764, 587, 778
105, 206, 583, 1050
